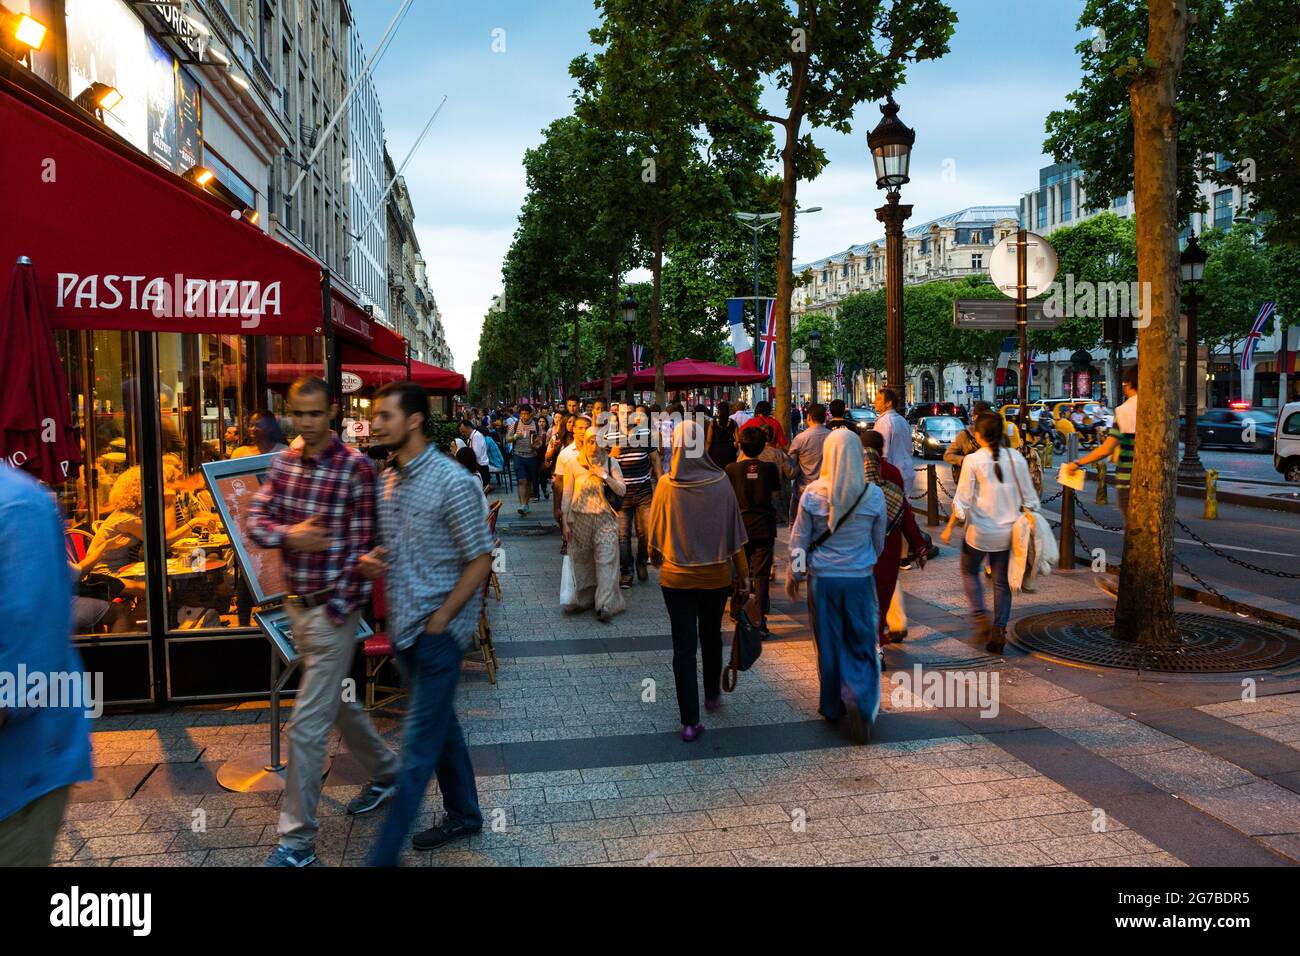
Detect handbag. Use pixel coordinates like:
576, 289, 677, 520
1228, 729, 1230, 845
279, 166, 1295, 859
722, 613, 763, 692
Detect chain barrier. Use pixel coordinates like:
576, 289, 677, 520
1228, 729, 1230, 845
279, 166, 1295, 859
1073, 499, 1125, 534
1174, 517, 1300, 580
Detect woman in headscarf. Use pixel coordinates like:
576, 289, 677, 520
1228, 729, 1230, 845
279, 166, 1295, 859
861, 430, 927, 651
648, 420, 750, 742
562, 429, 626, 621
786, 428, 887, 744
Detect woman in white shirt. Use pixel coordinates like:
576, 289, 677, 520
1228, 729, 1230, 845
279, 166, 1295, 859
941, 413, 1039, 654
562, 429, 626, 621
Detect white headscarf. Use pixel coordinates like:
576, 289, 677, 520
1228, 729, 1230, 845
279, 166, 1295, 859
820, 428, 867, 530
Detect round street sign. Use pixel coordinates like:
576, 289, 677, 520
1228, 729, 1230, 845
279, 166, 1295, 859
989, 232, 1058, 299
341, 371, 363, 394
792, 347, 807, 364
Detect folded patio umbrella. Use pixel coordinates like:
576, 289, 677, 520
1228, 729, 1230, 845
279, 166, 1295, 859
0, 256, 82, 484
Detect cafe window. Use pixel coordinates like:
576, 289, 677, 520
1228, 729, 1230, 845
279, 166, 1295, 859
156, 332, 254, 631
57, 329, 152, 637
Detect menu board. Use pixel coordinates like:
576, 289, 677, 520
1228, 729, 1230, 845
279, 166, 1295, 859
201, 454, 288, 605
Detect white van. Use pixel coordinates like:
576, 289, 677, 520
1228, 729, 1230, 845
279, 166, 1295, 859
1276, 401, 1300, 482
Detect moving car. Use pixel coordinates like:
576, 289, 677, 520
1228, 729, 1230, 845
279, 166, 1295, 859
906, 401, 967, 425
1184, 404, 1276, 452
848, 407, 878, 432
912, 415, 963, 460
1273, 401, 1300, 481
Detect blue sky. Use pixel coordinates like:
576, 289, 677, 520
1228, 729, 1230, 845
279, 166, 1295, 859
353, 0, 1094, 372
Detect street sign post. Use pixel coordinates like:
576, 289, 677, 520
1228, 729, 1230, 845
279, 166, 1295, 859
953, 299, 1058, 329
988, 231, 1058, 428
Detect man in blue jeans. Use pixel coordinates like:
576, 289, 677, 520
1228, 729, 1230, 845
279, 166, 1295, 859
363, 382, 495, 865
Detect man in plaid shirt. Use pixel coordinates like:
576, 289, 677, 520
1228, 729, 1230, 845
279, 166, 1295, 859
247, 377, 398, 868
361, 381, 494, 865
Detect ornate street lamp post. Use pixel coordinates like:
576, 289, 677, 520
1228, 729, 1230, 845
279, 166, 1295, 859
1178, 234, 1208, 482
868, 95, 915, 399
558, 339, 571, 401
808, 327, 822, 403
621, 294, 638, 405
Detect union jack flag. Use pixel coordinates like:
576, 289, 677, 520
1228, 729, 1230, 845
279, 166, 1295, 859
632, 343, 646, 372
834, 359, 845, 392
1240, 301, 1275, 371
758, 300, 777, 378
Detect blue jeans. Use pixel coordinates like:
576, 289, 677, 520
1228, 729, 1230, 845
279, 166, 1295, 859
807, 575, 880, 723
369, 631, 482, 866
960, 542, 1012, 628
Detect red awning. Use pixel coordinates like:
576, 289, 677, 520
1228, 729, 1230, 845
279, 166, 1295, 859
268, 361, 466, 396
0, 82, 323, 336
583, 358, 768, 391
329, 289, 409, 365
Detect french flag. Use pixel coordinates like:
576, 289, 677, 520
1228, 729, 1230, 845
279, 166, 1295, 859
727, 298, 757, 371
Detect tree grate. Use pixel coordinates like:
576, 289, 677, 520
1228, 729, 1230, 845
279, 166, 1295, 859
1011, 609, 1300, 673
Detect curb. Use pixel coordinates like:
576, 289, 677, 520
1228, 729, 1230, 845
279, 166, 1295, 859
1076, 557, 1300, 634
1053, 470, 1300, 515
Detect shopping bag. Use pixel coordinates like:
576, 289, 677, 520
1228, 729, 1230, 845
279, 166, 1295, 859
722, 615, 763, 692
886, 586, 907, 634
559, 554, 577, 608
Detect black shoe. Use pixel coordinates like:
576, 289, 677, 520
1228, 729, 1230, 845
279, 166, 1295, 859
619, 575, 633, 590
843, 703, 871, 745
985, 625, 1007, 655
412, 818, 483, 852
636, 564, 648, 582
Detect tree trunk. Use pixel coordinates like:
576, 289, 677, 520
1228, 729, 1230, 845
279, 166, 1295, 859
773, 115, 801, 439
571, 300, 580, 401
604, 271, 616, 410
1113, 0, 1188, 646
652, 222, 666, 407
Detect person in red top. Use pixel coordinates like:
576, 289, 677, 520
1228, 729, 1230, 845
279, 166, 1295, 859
861, 429, 926, 651
743, 400, 788, 450
247, 376, 398, 867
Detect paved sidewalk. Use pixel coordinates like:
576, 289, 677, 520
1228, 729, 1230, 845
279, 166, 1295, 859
54, 485, 1300, 867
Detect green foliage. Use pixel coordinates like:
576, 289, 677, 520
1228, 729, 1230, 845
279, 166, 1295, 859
1030, 213, 1137, 355
1199, 223, 1277, 352
1044, 0, 1299, 245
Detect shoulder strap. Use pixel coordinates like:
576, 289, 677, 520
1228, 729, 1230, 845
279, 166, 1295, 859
808, 485, 869, 554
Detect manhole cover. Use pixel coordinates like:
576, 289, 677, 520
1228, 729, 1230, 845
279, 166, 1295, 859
1012, 609, 1300, 673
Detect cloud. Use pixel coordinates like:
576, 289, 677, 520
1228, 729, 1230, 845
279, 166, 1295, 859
416, 224, 511, 373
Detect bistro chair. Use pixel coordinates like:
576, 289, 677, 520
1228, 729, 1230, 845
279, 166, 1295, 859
470, 501, 503, 685
65, 527, 92, 564
363, 577, 406, 712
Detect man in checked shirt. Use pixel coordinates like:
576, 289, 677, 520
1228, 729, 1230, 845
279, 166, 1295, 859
247, 377, 399, 868
361, 381, 494, 865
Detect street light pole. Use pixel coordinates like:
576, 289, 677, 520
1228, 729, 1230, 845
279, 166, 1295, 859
868, 96, 915, 401
621, 295, 638, 406
808, 328, 822, 404
1178, 235, 1208, 482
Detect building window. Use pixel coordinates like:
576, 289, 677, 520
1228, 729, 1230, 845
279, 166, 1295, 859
1212, 189, 1235, 230
203, 146, 257, 210
971, 231, 981, 244
1037, 205, 1047, 229
1062, 190, 1072, 222
972, 254, 983, 270
1114, 195, 1127, 208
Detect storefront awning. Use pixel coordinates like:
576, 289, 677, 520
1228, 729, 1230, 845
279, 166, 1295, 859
0, 81, 324, 336
267, 361, 466, 396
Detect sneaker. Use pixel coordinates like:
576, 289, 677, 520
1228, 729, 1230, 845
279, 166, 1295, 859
346, 780, 397, 816
263, 845, 317, 868
412, 817, 482, 852
619, 575, 633, 590
517, 507, 526, 516
681, 723, 705, 742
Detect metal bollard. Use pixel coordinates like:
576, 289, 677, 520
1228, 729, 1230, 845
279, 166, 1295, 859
1042, 442, 1053, 468
1060, 485, 1076, 571
1096, 459, 1108, 505
1205, 468, 1218, 520
926, 464, 940, 527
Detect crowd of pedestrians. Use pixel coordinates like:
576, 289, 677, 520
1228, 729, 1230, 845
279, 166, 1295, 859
4, 376, 1062, 868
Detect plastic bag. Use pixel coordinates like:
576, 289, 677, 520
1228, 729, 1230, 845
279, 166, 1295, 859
559, 554, 577, 609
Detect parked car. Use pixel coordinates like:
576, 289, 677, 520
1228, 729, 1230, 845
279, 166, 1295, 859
848, 407, 878, 432
912, 415, 963, 460
1184, 405, 1276, 452
1274, 401, 1300, 481
906, 402, 967, 425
